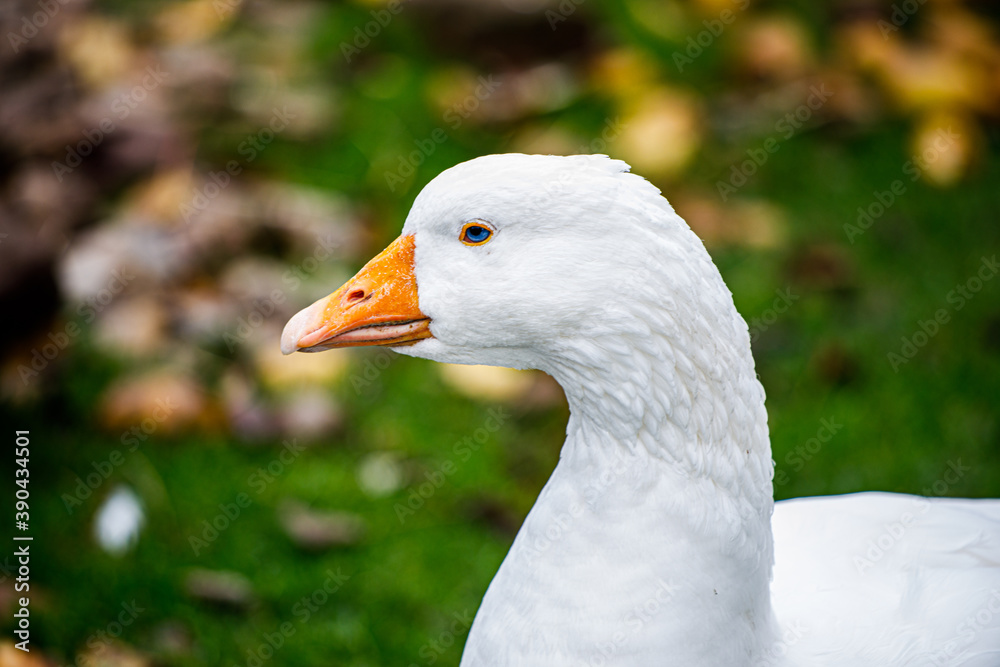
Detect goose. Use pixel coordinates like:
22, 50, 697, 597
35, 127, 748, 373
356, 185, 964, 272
280, 154, 1000, 666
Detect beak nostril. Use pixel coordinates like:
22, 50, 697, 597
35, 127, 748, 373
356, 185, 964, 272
347, 289, 366, 304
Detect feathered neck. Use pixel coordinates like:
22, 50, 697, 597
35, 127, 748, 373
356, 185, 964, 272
486, 219, 780, 664
537, 206, 775, 541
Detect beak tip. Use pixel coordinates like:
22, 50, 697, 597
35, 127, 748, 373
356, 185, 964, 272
280, 306, 314, 355
279, 334, 298, 356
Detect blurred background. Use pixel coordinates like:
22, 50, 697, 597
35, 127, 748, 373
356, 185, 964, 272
1, 0, 999, 664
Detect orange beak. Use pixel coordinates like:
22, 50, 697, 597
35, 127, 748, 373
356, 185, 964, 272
280, 234, 432, 354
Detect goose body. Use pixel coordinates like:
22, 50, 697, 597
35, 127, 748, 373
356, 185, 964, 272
281, 154, 1000, 666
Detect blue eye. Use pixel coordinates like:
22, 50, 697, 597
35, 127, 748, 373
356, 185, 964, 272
461, 222, 493, 245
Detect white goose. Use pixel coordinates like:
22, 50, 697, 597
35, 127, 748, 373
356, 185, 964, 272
281, 154, 1000, 666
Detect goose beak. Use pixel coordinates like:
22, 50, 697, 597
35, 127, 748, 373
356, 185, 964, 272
280, 234, 432, 354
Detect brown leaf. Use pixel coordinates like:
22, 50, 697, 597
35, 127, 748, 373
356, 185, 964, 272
92, 296, 169, 358
0, 641, 55, 667
58, 18, 134, 89
737, 16, 815, 80
184, 569, 255, 609
100, 370, 213, 433
278, 500, 366, 550
674, 194, 787, 250
155, 0, 238, 45
784, 244, 856, 292
879, 47, 985, 112
74, 642, 150, 667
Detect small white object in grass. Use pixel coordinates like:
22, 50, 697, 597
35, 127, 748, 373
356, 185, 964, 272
356, 451, 405, 498
94, 485, 145, 556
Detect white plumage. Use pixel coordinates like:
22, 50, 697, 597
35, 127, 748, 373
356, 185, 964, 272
284, 153, 1000, 666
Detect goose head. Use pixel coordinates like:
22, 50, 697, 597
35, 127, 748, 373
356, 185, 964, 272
281, 153, 733, 380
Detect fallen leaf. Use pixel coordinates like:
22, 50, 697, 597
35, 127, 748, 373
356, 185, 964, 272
155, 0, 237, 45
122, 168, 194, 224
58, 18, 135, 89
0, 641, 54, 667
728, 199, 788, 250
74, 642, 150, 667
184, 569, 255, 609
737, 15, 814, 80
100, 369, 212, 433
278, 500, 366, 550
874, 45, 986, 112
910, 108, 977, 187
93, 296, 169, 358
588, 48, 661, 102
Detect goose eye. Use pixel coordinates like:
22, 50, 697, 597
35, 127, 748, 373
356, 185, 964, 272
460, 222, 494, 246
